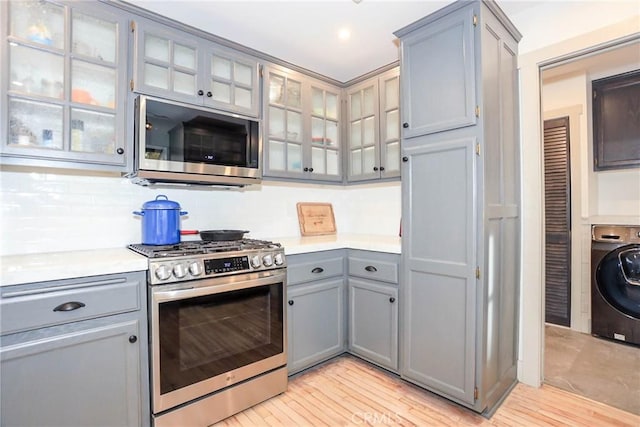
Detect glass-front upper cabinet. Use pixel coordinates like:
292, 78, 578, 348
378, 67, 401, 179
346, 67, 400, 182
347, 79, 379, 181
263, 65, 342, 182
1, 0, 128, 168
133, 19, 260, 117
310, 83, 340, 178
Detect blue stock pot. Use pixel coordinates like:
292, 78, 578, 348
133, 195, 188, 245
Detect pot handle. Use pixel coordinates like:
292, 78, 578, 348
156, 195, 169, 200
132, 211, 145, 216
181, 230, 199, 235
180, 211, 188, 216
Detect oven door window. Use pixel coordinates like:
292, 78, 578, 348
158, 283, 283, 394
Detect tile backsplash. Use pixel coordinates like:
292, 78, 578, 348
0, 168, 401, 256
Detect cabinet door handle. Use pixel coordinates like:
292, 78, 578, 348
288, 300, 294, 306
364, 265, 377, 272
389, 297, 396, 303
373, 166, 379, 171
53, 301, 86, 312
303, 167, 309, 172
402, 123, 409, 128
402, 156, 409, 162
116, 148, 124, 155
311, 267, 324, 274
309, 167, 314, 173
380, 166, 385, 171
129, 335, 138, 343
197, 89, 204, 96
206, 91, 213, 98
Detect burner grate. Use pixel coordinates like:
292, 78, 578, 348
128, 239, 281, 258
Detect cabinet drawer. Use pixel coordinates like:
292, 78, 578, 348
287, 256, 344, 286
348, 252, 399, 284
1, 278, 141, 335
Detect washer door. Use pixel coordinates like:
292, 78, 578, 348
596, 244, 640, 319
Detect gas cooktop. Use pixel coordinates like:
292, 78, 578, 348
128, 239, 286, 285
128, 239, 281, 258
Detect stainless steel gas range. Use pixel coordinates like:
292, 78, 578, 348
128, 239, 288, 427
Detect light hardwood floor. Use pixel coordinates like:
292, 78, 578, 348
215, 355, 640, 426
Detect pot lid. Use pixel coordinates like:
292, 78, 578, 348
142, 195, 181, 210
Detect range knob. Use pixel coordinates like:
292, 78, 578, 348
189, 261, 203, 276
274, 253, 284, 266
250, 255, 262, 269
173, 263, 188, 279
155, 265, 172, 281
263, 254, 273, 267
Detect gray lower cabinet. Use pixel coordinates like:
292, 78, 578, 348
395, 0, 521, 415
347, 249, 399, 371
286, 250, 346, 374
0, 272, 149, 427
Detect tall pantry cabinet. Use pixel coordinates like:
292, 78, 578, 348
394, 0, 521, 414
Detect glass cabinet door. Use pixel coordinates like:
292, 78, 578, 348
134, 21, 199, 104
206, 51, 259, 117
3, 0, 126, 165
379, 69, 401, 178
310, 85, 341, 178
348, 81, 379, 181
263, 66, 342, 182
265, 69, 305, 177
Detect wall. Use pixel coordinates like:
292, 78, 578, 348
0, 166, 401, 256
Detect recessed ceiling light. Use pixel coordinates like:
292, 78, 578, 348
338, 28, 351, 41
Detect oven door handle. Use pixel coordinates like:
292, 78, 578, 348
152, 271, 286, 302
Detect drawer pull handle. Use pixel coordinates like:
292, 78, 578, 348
365, 265, 378, 272
53, 301, 86, 312
311, 267, 324, 274
389, 297, 396, 303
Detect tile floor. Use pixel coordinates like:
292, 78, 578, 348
544, 324, 640, 415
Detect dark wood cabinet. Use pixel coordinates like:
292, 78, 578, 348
593, 69, 640, 171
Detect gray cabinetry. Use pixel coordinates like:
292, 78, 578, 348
399, 5, 477, 138
346, 67, 401, 182
347, 250, 399, 371
395, 0, 521, 414
132, 19, 260, 117
264, 65, 342, 182
286, 250, 346, 374
0, 272, 149, 426
0, 0, 129, 170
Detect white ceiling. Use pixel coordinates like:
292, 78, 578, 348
126, 0, 537, 83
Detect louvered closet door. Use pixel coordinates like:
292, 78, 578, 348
543, 117, 571, 326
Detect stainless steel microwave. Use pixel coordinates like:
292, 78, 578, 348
130, 95, 261, 186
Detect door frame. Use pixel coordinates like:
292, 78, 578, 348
517, 26, 639, 387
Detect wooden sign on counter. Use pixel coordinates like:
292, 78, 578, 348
296, 203, 337, 236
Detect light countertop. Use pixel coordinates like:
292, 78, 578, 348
1, 248, 148, 287
274, 233, 401, 255
0, 234, 400, 287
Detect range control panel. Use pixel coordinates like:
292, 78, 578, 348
204, 256, 250, 274
147, 248, 286, 285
